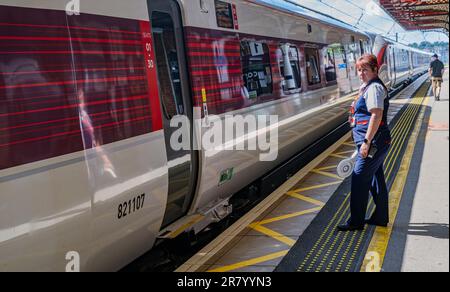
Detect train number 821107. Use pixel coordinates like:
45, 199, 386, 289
118, 194, 145, 219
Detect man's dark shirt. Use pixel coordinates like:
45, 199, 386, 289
430, 59, 444, 77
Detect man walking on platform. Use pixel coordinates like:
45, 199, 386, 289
429, 54, 445, 101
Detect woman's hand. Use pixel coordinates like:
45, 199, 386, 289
360, 142, 370, 159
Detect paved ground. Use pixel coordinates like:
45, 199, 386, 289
384, 70, 449, 272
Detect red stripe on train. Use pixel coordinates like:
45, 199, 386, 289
140, 21, 163, 131
0, 95, 147, 118
0, 66, 145, 76
0, 115, 151, 148
0, 104, 150, 132
0, 36, 142, 45
0, 50, 140, 55
0, 22, 142, 35
188, 51, 241, 57
0, 76, 146, 90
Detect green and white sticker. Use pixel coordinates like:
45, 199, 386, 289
219, 168, 234, 186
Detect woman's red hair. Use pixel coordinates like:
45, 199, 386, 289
356, 54, 379, 73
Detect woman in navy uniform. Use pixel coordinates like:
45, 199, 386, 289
338, 54, 391, 231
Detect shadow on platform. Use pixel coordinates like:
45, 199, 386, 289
383, 102, 447, 271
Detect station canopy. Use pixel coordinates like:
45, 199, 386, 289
378, 0, 449, 33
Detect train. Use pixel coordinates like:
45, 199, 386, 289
0, 0, 432, 271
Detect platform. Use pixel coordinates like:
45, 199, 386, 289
382, 71, 449, 272
176, 73, 449, 273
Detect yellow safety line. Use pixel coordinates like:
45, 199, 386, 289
314, 165, 338, 171
385, 99, 422, 176
310, 169, 344, 180
286, 192, 326, 206
385, 99, 422, 178
290, 181, 342, 193
343, 142, 356, 147
248, 223, 297, 246
255, 207, 323, 225
361, 96, 429, 272
207, 250, 290, 272
330, 153, 348, 159
334, 150, 357, 155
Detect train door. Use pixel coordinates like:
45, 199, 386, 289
345, 44, 359, 92
408, 51, 414, 76
388, 46, 396, 88
147, 0, 198, 227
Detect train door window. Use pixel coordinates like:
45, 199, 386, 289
403, 50, 408, 66
389, 46, 395, 78
215, 0, 234, 29
323, 47, 337, 82
353, 42, 362, 60
346, 43, 358, 77
335, 45, 349, 78
152, 11, 184, 118
304, 47, 321, 86
359, 40, 364, 55
364, 41, 371, 54
279, 44, 301, 92
240, 41, 273, 99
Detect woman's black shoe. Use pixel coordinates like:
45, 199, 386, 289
337, 223, 364, 231
365, 219, 388, 227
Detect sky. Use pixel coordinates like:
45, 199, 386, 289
289, 0, 449, 45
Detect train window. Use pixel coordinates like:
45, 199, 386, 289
152, 11, 185, 119
333, 45, 348, 78
279, 44, 302, 92
347, 43, 358, 76
305, 48, 321, 86
359, 40, 364, 55
215, 0, 234, 29
323, 47, 337, 82
240, 41, 273, 99
364, 41, 371, 54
